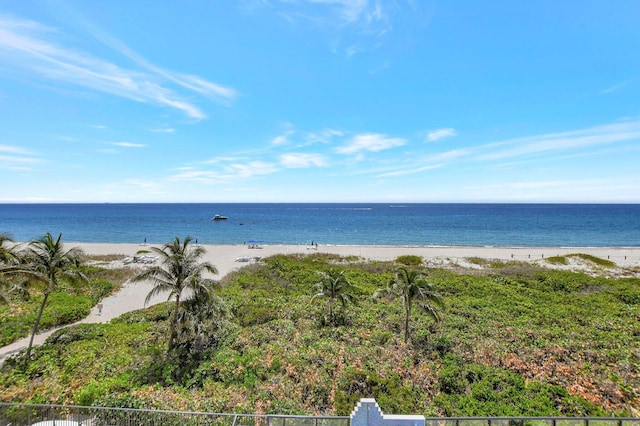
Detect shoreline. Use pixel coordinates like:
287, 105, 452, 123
74, 242, 640, 274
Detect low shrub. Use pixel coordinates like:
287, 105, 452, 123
568, 253, 616, 268
0, 292, 92, 346
335, 369, 417, 415
395, 255, 423, 266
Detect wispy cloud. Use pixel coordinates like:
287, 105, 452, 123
272, 135, 291, 146
0, 155, 40, 164
262, 0, 398, 55
112, 142, 146, 148
95, 179, 167, 199
464, 178, 639, 202
202, 156, 246, 165
171, 161, 279, 183
280, 153, 328, 168
273, 126, 343, 148
476, 120, 640, 162
272, 122, 296, 145
426, 127, 456, 142
377, 164, 442, 177
369, 120, 640, 181
336, 133, 405, 154
150, 127, 176, 134
303, 128, 343, 145
0, 15, 237, 119
0, 145, 41, 169
0, 144, 35, 155
600, 81, 630, 94
280, 0, 384, 26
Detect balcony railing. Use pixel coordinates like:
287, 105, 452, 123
0, 402, 638, 426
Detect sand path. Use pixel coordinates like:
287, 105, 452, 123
1, 243, 638, 366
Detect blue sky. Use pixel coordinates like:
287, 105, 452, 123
1, 0, 639, 203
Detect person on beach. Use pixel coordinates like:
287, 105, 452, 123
97, 303, 103, 315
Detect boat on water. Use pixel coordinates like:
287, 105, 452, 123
212, 214, 228, 221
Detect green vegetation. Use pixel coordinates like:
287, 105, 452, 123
131, 236, 220, 354
1, 249, 639, 417
545, 256, 569, 265
374, 267, 443, 343
311, 269, 357, 325
0, 234, 129, 347
545, 253, 616, 268
569, 253, 616, 268
9, 233, 88, 360
395, 255, 423, 266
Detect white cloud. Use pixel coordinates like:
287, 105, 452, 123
280, 153, 328, 168
97, 148, 118, 155
171, 160, 279, 183
0, 155, 40, 164
267, 0, 396, 55
0, 144, 35, 155
336, 133, 405, 154
0, 15, 236, 120
427, 128, 457, 142
272, 135, 290, 146
304, 128, 343, 144
601, 81, 629, 94
425, 148, 471, 162
150, 127, 175, 133
272, 122, 296, 145
377, 164, 442, 177
273, 126, 343, 147
0, 145, 41, 168
112, 142, 146, 148
122, 179, 161, 190
317, 0, 369, 22
202, 156, 245, 165
172, 74, 238, 107
229, 161, 279, 178
476, 120, 640, 162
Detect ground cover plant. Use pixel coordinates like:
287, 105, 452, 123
0, 262, 131, 347
0, 252, 638, 417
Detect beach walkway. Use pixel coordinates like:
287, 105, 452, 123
0, 280, 167, 366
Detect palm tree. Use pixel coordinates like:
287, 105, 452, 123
0, 233, 18, 265
311, 269, 357, 324
174, 284, 228, 353
0, 233, 17, 305
0, 234, 31, 306
132, 236, 218, 353
22, 232, 87, 359
374, 267, 444, 343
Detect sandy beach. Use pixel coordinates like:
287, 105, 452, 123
76, 242, 640, 273
1, 242, 638, 365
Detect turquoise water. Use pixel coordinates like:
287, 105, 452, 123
0, 203, 638, 247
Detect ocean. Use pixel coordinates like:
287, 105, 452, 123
0, 203, 639, 247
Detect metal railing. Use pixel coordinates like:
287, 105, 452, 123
0, 403, 349, 426
422, 419, 640, 426
1, 403, 638, 426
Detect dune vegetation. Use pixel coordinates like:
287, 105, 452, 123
1, 247, 639, 417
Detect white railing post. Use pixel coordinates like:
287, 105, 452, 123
350, 398, 425, 426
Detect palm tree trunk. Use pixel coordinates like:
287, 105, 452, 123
27, 292, 50, 360
329, 297, 334, 321
168, 294, 181, 353
404, 304, 411, 344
